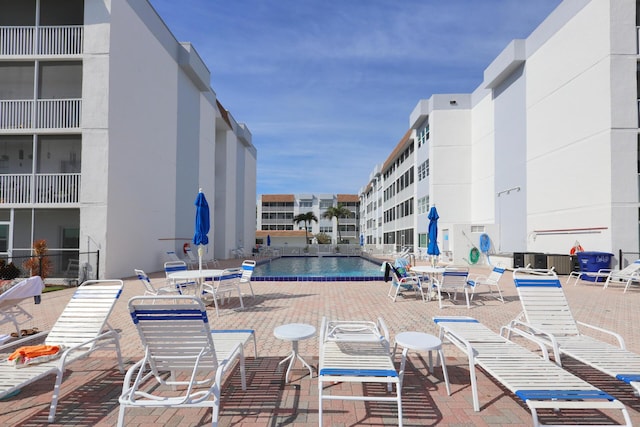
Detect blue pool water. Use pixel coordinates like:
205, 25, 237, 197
253, 256, 383, 281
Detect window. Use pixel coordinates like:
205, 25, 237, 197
417, 123, 429, 147
319, 200, 333, 209
299, 200, 312, 208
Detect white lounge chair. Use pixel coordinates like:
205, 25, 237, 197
432, 266, 471, 309
467, 265, 505, 303
510, 268, 640, 396
603, 259, 640, 291
318, 316, 403, 426
433, 316, 632, 427
0, 280, 124, 422
566, 259, 640, 289
118, 296, 250, 427
0, 276, 45, 340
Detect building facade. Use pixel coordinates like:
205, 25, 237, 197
257, 194, 360, 245
0, 0, 257, 279
361, 0, 640, 266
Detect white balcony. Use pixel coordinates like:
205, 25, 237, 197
0, 99, 81, 130
0, 26, 83, 56
0, 173, 80, 205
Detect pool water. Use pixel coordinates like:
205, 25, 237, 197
253, 256, 383, 281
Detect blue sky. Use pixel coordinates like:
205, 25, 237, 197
150, 0, 562, 196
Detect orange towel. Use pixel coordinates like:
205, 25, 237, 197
8, 345, 61, 365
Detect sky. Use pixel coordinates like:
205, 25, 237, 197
149, 0, 563, 196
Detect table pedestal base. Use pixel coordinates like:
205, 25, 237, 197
278, 341, 313, 382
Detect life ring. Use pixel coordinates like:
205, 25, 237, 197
469, 247, 480, 264
569, 245, 584, 255
183, 243, 190, 254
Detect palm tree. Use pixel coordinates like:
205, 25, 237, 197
293, 212, 318, 246
323, 204, 352, 244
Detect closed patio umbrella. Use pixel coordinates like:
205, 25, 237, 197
427, 206, 440, 265
193, 189, 210, 271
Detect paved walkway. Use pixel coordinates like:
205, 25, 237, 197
1, 259, 639, 426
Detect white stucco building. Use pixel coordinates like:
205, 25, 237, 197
361, 0, 639, 267
0, 0, 257, 279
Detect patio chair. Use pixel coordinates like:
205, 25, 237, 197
0, 280, 124, 422
432, 266, 471, 309
164, 260, 197, 293
240, 260, 256, 297
386, 262, 425, 302
134, 269, 182, 298
433, 316, 632, 426
0, 275, 45, 340
467, 265, 505, 303
118, 296, 249, 427
318, 316, 403, 426
509, 268, 640, 396
201, 268, 244, 316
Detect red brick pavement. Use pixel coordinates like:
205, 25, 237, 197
1, 259, 639, 426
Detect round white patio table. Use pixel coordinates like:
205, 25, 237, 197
392, 331, 451, 395
274, 323, 316, 383
410, 266, 445, 301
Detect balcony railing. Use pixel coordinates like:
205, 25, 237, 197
0, 99, 81, 130
0, 173, 80, 205
0, 25, 83, 56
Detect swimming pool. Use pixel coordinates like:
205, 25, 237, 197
253, 256, 384, 281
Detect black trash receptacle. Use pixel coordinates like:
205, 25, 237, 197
576, 251, 613, 282
513, 252, 525, 268
533, 253, 547, 269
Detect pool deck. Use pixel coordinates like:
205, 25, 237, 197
1, 257, 639, 426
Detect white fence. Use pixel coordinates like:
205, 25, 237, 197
0, 25, 83, 56
0, 99, 81, 129
0, 173, 80, 204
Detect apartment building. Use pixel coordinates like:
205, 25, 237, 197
257, 194, 360, 245
0, 0, 257, 278
361, 0, 639, 265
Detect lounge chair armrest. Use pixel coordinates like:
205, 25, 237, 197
596, 268, 612, 274
377, 317, 390, 343
575, 321, 626, 349
500, 325, 550, 360
508, 319, 561, 363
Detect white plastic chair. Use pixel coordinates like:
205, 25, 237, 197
386, 262, 425, 302
240, 260, 256, 297
164, 261, 196, 293
135, 269, 181, 298
201, 268, 245, 316
467, 266, 505, 303
433, 266, 471, 309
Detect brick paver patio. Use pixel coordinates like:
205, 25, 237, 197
1, 258, 639, 426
